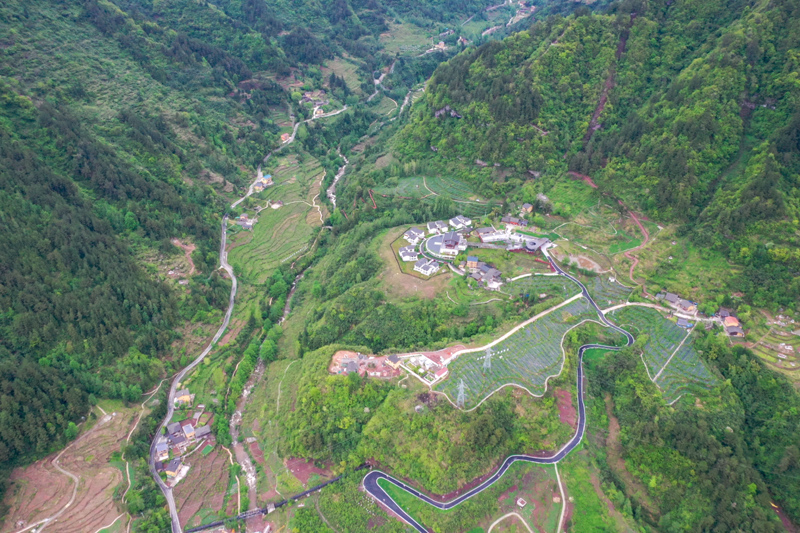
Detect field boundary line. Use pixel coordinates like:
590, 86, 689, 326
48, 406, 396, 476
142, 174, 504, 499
93, 513, 125, 533
555, 463, 566, 533
221, 445, 241, 515
653, 330, 692, 381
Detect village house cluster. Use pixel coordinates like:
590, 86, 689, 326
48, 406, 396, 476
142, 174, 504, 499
153, 389, 215, 484
396, 213, 550, 292
330, 351, 404, 379
656, 291, 749, 337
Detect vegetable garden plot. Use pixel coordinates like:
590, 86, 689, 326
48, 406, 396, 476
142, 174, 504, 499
505, 275, 582, 300
436, 298, 597, 409
584, 276, 633, 308
426, 176, 479, 201
655, 340, 717, 403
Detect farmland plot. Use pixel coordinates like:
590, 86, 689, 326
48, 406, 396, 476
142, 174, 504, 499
505, 275, 581, 301
655, 339, 717, 403
585, 276, 633, 308
436, 298, 598, 409
608, 307, 716, 401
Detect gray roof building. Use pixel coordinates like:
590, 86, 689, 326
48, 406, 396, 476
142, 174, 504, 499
195, 425, 212, 439
167, 422, 182, 435
664, 292, 679, 304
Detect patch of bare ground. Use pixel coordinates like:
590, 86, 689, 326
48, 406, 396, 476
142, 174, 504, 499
175, 448, 231, 529
219, 317, 246, 347
604, 394, 658, 517
377, 228, 450, 300
1, 408, 138, 533
172, 239, 197, 275
554, 388, 577, 429
285, 457, 332, 486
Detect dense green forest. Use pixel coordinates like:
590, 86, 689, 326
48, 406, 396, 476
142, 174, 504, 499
398, 0, 800, 308
586, 331, 800, 529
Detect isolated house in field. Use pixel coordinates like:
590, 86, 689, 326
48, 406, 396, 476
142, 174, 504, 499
676, 318, 692, 328
414, 258, 440, 276
156, 442, 169, 462
426, 220, 448, 234
175, 389, 192, 406
448, 215, 472, 229
475, 227, 506, 243
385, 354, 402, 370
521, 203, 534, 214
404, 227, 425, 245
399, 245, 419, 262
166, 458, 182, 478
281, 133, 291, 143
679, 299, 697, 313
466, 256, 479, 271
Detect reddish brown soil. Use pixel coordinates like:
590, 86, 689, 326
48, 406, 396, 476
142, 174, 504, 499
567, 171, 598, 189
245, 515, 275, 533
1, 408, 137, 533
249, 441, 266, 466
604, 395, 657, 517
285, 457, 332, 486
171, 238, 197, 275
555, 388, 577, 429
175, 448, 231, 528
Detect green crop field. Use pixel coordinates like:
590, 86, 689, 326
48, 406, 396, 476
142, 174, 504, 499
373, 176, 500, 218
584, 276, 633, 308
437, 298, 598, 409
505, 275, 581, 300
608, 307, 717, 402
228, 156, 323, 283
655, 338, 717, 403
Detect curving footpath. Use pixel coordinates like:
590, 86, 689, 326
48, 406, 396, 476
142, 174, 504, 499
363, 244, 634, 533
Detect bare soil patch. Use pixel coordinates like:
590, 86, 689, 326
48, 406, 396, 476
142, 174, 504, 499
285, 457, 332, 486
172, 239, 197, 275
554, 388, 577, 429
175, 447, 231, 529
249, 441, 266, 467
2, 408, 137, 533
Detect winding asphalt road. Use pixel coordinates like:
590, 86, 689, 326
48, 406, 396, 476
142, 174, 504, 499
149, 102, 350, 532
148, 217, 238, 533
363, 245, 634, 532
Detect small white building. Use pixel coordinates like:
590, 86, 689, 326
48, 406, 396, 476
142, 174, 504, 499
426, 220, 449, 234
414, 258, 440, 276
403, 227, 425, 245
475, 227, 507, 243
399, 245, 419, 262
448, 215, 472, 230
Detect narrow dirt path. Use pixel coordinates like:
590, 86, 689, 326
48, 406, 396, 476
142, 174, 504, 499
622, 207, 650, 290
488, 512, 534, 533
276, 360, 299, 412
315, 498, 340, 533
171, 239, 197, 276
221, 445, 241, 515
26, 406, 110, 533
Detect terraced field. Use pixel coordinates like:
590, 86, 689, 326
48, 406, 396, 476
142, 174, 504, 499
228, 156, 323, 283
372, 176, 500, 218
584, 276, 633, 308
608, 306, 717, 402
436, 298, 598, 409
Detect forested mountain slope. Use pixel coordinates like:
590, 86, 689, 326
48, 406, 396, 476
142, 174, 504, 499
400, 0, 800, 307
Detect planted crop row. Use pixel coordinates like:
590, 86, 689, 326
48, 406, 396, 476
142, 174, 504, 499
608, 306, 684, 376
426, 175, 476, 200
436, 298, 597, 409
655, 341, 717, 402
585, 276, 632, 308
